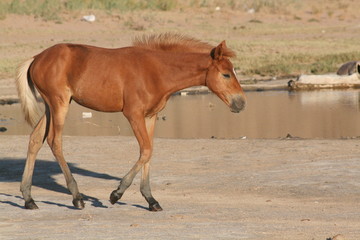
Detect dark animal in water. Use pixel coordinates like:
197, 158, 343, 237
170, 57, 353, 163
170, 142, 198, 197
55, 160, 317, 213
336, 61, 359, 75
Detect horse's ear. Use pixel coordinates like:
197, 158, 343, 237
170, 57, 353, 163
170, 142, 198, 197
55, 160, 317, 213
210, 41, 226, 60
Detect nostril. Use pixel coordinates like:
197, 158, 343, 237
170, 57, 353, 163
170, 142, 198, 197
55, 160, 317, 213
238, 99, 246, 110
239, 100, 246, 110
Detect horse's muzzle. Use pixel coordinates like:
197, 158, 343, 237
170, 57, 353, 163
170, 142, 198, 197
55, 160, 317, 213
229, 95, 246, 113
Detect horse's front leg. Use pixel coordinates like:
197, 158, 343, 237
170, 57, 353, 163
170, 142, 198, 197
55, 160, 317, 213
140, 160, 162, 211
110, 114, 162, 211
140, 115, 162, 211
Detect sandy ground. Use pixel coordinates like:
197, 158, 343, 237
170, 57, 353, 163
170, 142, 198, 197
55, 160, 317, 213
1, 135, 360, 240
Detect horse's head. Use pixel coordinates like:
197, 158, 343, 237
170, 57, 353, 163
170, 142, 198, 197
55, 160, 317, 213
205, 41, 246, 113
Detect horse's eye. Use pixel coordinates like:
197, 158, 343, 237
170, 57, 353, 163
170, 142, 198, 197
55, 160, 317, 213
222, 74, 231, 79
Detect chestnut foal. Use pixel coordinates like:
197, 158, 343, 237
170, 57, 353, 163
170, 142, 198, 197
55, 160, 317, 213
16, 33, 246, 211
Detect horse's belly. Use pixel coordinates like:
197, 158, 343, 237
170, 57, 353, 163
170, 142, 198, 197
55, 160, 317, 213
72, 93, 123, 112
70, 76, 125, 112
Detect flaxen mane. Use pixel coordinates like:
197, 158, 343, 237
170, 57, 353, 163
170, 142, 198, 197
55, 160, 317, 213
133, 33, 236, 58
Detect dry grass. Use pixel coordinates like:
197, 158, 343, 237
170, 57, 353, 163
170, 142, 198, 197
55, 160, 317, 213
229, 23, 360, 77
1, 0, 360, 79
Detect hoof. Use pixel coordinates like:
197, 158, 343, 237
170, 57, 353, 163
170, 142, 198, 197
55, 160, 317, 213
149, 202, 163, 212
72, 198, 85, 209
110, 190, 123, 205
25, 199, 39, 210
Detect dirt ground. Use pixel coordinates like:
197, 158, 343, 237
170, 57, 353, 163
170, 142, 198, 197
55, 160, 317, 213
1, 136, 360, 240
1, 5, 360, 240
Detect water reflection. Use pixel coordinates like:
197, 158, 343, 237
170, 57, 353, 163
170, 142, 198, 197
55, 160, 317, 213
1, 89, 360, 139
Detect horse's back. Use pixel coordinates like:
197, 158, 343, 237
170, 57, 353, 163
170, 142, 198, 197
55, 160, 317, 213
30, 43, 130, 111
29, 43, 186, 114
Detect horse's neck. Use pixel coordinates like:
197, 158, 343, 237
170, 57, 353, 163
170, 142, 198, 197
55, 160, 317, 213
159, 53, 210, 93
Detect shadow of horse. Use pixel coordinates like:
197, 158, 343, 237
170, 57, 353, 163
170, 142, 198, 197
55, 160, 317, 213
0, 158, 122, 209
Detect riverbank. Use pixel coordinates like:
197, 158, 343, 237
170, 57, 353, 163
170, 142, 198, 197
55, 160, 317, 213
0, 136, 359, 239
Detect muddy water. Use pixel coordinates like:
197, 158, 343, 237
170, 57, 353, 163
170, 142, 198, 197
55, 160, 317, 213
2, 89, 360, 139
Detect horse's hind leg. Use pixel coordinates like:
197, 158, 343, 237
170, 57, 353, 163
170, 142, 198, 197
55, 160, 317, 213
20, 109, 49, 209
46, 100, 84, 209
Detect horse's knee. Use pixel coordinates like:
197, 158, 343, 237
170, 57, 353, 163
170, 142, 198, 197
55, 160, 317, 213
139, 149, 152, 164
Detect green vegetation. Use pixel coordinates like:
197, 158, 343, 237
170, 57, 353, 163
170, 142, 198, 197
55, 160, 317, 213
7, 0, 63, 21
0, 0, 180, 20
0, 58, 20, 79
236, 52, 360, 78
0, 0, 300, 21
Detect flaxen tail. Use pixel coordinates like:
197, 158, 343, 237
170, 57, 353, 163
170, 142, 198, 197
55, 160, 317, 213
15, 58, 42, 127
